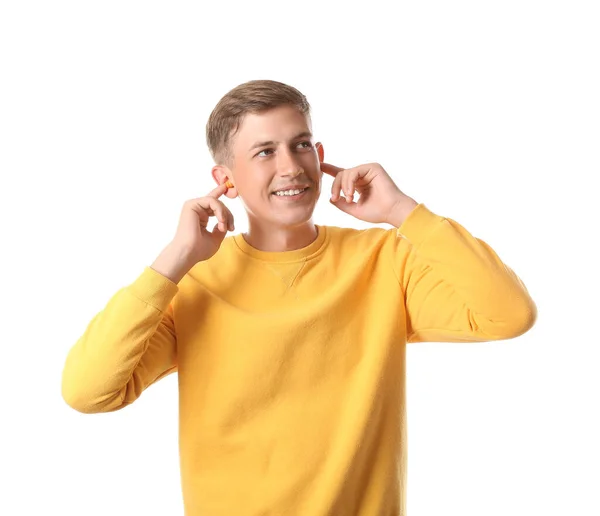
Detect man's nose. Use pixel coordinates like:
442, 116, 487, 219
277, 148, 304, 177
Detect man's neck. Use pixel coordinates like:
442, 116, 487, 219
242, 221, 319, 252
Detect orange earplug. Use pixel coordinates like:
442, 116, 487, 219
225, 180, 234, 188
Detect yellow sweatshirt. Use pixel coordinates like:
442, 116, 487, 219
61, 203, 536, 515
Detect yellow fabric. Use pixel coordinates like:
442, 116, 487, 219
62, 203, 536, 515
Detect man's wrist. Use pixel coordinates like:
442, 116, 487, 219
386, 196, 419, 228
151, 243, 194, 284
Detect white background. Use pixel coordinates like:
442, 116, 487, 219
1, 1, 599, 515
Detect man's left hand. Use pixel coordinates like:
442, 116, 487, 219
320, 162, 419, 227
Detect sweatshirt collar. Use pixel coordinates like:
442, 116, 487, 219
232, 225, 327, 263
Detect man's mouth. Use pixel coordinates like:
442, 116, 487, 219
271, 186, 310, 199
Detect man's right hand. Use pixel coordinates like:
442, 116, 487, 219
151, 183, 235, 283
173, 182, 236, 263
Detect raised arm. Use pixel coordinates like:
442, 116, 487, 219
61, 182, 236, 413
390, 204, 537, 343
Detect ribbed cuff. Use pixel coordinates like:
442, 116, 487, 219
396, 203, 447, 248
128, 266, 180, 312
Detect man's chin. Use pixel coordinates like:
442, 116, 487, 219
260, 200, 317, 224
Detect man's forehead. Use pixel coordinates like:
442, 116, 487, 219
239, 107, 309, 132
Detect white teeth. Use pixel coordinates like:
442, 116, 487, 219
274, 188, 306, 196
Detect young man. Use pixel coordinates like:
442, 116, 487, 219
62, 80, 537, 515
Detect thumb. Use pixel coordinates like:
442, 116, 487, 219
329, 197, 358, 214
208, 223, 228, 245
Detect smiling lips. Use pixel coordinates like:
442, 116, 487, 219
271, 184, 310, 194
272, 187, 310, 199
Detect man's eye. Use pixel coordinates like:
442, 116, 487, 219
257, 141, 313, 158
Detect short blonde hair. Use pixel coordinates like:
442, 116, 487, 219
206, 79, 311, 168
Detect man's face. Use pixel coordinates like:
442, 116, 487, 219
215, 104, 324, 229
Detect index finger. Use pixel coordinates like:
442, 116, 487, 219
207, 183, 229, 199
320, 162, 345, 177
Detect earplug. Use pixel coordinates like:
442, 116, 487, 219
225, 180, 234, 188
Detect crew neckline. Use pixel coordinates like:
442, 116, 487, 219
232, 224, 328, 263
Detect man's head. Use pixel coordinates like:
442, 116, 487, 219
206, 80, 324, 233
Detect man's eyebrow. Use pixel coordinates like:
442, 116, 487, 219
248, 131, 313, 153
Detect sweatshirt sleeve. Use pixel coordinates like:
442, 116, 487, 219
61, 266, 179, 413
390, 203, 537, 343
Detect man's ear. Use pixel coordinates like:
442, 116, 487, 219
211, 165, 227, 186
211, 165, 237, 198
316, 142, 325, 164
